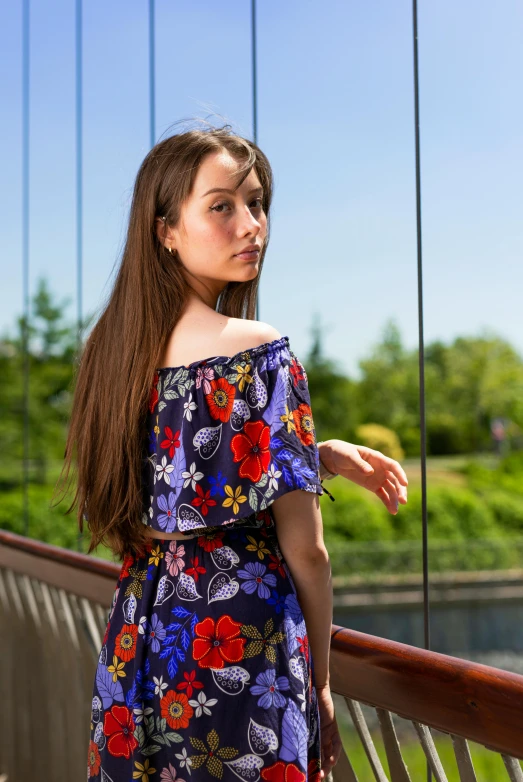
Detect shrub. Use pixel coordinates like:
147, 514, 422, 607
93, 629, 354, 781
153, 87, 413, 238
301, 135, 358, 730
480, 490, 523, 535
320, 480, 394, 542
391, 485, 501, 541
354, 423, 405, 461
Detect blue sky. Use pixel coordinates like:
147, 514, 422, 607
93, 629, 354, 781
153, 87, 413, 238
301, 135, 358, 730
1, 0, 521, 378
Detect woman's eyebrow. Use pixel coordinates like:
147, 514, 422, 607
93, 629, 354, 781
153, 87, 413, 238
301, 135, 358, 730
201, 186, 264, 198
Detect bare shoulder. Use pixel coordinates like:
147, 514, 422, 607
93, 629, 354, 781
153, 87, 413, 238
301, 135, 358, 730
227, 318, 282, 352
159, 314, 282, 369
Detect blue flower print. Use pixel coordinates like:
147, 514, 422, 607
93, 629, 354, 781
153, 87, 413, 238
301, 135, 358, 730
157, 491, 177, 532
237, 561, 277, 599
250, 668, 290, 708
143, 614, 166, 653
267, 589, 285, 614
208, 470, 227, 497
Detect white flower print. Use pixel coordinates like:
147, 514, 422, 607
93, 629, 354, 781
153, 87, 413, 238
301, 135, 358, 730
175, 747, 193, 775
133, 701, 154, 724
153, 674, 168, 698
267, 462, 282, 492
181, 461, 204, 491
156, 455, 175, 485
183, 392, 197, 421
188, 690, 218, 717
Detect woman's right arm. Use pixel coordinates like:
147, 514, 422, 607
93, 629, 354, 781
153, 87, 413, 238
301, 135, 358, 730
270, 489, 332, 689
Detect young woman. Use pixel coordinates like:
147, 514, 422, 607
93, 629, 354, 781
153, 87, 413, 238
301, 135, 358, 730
63, 124, 407, 781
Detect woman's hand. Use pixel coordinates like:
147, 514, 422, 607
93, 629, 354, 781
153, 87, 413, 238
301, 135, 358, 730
318, 439, 408, 515
316, 683, 342, 778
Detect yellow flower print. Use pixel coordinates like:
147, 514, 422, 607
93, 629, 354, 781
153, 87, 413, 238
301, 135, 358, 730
233, 363, 253, 393
189, 729, 238, 777
222, 484, 248, 515
245, 535, 271, 560
280, 403, 297, 434
148, 543, 164, 567
132, 758, 156, 780
107, 654, 126, 683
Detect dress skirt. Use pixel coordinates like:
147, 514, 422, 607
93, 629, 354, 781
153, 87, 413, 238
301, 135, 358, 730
87, 511, 322, 781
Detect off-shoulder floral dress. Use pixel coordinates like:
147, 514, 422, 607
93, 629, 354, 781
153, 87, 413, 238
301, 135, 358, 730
87, 336, 325, 782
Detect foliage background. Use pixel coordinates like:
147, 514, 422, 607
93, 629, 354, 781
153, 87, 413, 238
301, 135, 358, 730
2, 278, 523, 572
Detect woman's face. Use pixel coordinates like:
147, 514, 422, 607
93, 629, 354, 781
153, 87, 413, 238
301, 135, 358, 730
158, 149, 267, 305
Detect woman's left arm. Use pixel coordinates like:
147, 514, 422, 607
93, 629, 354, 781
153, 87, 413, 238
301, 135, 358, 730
317, 439, 408, 515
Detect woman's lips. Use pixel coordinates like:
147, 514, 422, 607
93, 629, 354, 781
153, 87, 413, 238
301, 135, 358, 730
235, 250, 260, 260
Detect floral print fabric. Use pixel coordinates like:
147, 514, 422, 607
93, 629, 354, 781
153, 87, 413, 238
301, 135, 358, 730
87, 336, 325, 780
142, 336, 324, 534
87, 514, 322, 780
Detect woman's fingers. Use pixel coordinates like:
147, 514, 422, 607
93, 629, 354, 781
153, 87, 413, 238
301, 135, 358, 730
384, 456, 408, 490
376, 484, 396, 513
321, 722, 342, 776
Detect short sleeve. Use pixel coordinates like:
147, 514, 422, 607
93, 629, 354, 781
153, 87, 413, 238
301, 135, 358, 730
142, 336, 324, 534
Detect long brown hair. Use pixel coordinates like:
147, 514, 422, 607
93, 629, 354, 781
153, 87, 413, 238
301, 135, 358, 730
52, 121, 274, 561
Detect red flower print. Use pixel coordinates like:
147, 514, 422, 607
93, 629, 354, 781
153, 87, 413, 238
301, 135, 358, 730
256, 509, 272, 527
205, 377, 235, 422
87, 739, 101, 777
185, 556, 206, 582
296, 634, 309, 662
292, 403, 315, 447
261, 761, 306, 782
120, 552, 135, 580
198, 529, 225, 552
103, 704, 139, 759
267, 553, 286, 579
102, 622, 111, 646
161, 690, 194, 730
230, 419, 271, 482
176, 669, 204, 698
193, 614, 246, 669
307, 758, 322, 782
289, 357, 305, 387
114, 623, 138, 662
160, 425, 181, 459
149, 373, 159, 413
191, 484, 217, 515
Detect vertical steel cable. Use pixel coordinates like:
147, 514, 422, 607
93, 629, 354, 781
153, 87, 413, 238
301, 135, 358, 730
149, 0, 156, 149
411, 2, 431, 779
75, 0, 84, 552
22, 0, 30, 537
250, 0, 259, 321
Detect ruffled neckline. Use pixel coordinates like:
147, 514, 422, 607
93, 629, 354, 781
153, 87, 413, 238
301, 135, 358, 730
155, 335, 290, 373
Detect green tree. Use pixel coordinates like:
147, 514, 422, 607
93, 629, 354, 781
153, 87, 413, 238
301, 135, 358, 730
302, 312, 360, 443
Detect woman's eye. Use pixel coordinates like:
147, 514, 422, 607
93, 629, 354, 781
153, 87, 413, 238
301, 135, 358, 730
210, 201, 230, 213
210, 198, 264, 214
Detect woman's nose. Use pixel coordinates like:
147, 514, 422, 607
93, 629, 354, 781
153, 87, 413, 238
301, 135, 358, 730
240, 205, 262, 232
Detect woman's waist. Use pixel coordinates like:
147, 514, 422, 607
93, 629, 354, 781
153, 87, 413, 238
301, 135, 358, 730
144, 507, 275, 540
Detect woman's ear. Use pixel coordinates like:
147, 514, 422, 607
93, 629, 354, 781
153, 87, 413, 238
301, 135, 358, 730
155, 216, 167, 245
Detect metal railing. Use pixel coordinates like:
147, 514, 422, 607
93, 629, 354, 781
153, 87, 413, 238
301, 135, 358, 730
1, 528, 522, 782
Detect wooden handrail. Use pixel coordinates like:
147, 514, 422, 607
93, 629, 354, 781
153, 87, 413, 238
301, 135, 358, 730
2, 529, 523, 759
330, 623, 523, 759
0, 529, 120, 604
0, 529, 121, 578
